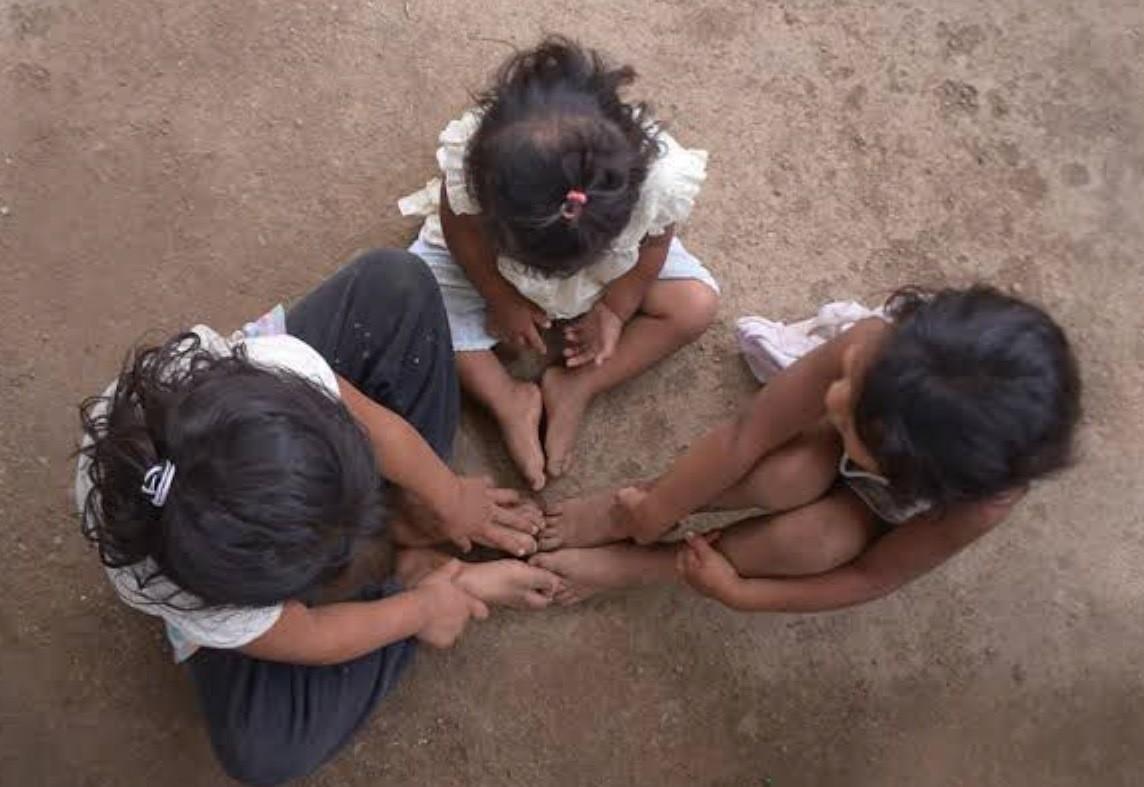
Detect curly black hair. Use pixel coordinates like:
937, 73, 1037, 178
856, 286, 1082, 508
78, 332, 387, 607
465, 35, 662, 276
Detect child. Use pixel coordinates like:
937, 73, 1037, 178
399, 36, 720, 490
76, 249, 561, 786
532, 287, 1081, 610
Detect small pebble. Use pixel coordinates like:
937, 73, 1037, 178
0, 205, 10, 216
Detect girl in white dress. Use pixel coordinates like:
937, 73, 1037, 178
400, 36, 720, 490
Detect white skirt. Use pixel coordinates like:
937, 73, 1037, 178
409, 237, 719, 352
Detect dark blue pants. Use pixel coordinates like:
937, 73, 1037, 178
188, 249, 459, 786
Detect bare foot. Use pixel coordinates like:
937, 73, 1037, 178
539, 487, 626, 551
541, 366, 593, 479
494, 380, 546, 491
529, 545, 673, 605
456, 559, 562, 610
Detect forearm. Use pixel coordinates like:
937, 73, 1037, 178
338, 376, 457, 515
603, 231, 671, 321
439, 183, 513, 302
243, 594, 427, 666
629, 420, 753, 543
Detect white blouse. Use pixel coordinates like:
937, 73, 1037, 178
75, 325, 340, 661
399, 110, 708, 319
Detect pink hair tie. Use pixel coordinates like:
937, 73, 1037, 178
561, 189, 588, 220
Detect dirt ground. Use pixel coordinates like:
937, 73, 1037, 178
2, 0, 1143, 784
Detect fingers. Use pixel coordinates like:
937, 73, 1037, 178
523, 590, 554, 610
564, 346, 599, 368
530, 304, 552, 330
524, 323, 547, 354
488, 486, 521, 505
475, 523, 538, 557
684, 530, 718, 559
449, 534, 474, 553
434, 558, 464, 581
493, 504, 541, 535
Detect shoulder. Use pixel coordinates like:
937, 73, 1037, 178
436, 109, 482, 215
107, 561, 284, 650
638, 131, 709, 236
438, 108, 482, 146
242, 334, 340, 400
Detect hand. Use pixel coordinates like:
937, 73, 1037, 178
439, 476, 542, 556
563, 300, 623, 368
676, 532, 743, 604
486, 288, 550, 354
412, 560, 490, 648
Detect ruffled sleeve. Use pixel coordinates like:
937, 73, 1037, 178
644, 133, 708, 237
435, 110, 482, 215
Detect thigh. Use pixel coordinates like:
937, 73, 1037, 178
286, 248, 459, 459
656, 237, 720, 295
189, 614, 414, 785
716, 487, 882, 578
409, 238, 498, 352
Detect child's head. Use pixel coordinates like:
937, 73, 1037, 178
79, 334, 385, 607
841, 287, 1081, 507
466, 36, 660, 275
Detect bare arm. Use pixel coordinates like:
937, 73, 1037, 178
438, 181, 511, 302
685, 497, 1018, 613
338, 375, 539, 553
439, 182, 550, 353
338, 374, 457, 515
629, 319, 890, 542
241, 560, 489, 665
240, 594, 429, 665
602, 227, 673, 321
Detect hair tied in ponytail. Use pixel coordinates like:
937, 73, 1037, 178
141, 460, 176, 508
560, 189, 588, 221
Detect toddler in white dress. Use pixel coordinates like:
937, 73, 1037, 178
400, 36, 720, 489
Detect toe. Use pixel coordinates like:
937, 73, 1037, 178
537, 532, 563, 551
528, 553, 555, 571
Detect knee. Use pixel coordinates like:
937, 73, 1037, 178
753, 444, 837, 511
347, 248, 440, 308
670, 281, 720, 341
795, 512, 873, 573
211, 729, 314, 787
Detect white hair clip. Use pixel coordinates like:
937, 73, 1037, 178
141, 460, 177, 508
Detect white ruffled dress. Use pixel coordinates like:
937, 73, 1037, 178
398, 110, 719, 351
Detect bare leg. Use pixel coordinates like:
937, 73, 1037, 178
706, 421, 841, 511
457, 350, 546, 491
532, 488, 880, 604
529, 544, 677, 605
539, 423, 839, 550
396, 549, 561, 610
542, 279, 718, 479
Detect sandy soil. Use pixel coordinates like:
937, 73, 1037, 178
2, 1, 1143, 785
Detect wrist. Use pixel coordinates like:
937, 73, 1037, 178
407, 586, 438, 632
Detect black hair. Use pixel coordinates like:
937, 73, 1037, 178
855, 286, 1081, 508
78, 332, 387, 608
465, 35, 661, 275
